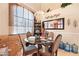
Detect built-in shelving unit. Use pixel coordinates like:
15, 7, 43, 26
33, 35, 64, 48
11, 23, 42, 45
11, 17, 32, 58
34, 20, 41, 42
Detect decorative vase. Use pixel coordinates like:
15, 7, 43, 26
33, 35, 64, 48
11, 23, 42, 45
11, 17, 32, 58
64, 42, 70, 52
59, 41, 65, 50
72, 44, 78, 53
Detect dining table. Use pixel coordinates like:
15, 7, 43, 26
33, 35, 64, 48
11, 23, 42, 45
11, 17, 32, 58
24, 36, 54, 55
36, 39, 53, 54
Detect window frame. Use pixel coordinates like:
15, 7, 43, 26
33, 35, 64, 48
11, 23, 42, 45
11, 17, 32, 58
9, 3, 35, 34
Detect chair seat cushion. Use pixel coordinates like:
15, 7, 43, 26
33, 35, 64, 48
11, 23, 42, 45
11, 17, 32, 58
48, 46, 52, 52
24, 45, 37, 52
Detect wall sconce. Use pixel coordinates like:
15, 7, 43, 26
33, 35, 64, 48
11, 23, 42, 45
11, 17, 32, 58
73, 20, 78, 28
67, 18, 70, 26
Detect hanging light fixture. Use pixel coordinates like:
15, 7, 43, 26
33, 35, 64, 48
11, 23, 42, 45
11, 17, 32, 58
34, 3, 44, 23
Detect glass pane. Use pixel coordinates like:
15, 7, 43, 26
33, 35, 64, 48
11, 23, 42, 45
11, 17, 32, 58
14, 16, 18, 26
26, 19, 29, 27
13, 5, 16, 16
24, 27, 26, 33
44, 22, 48, 28
61, 24, 63, 28
17, 6, 23, 17
22, 19, 26, 27
24, 8, 28, 19
17, 27, 21, 33
13, 27, 18, 34
29, 27, 33, 33
17, 17, 23, 26
29, 11, 34, 20
26, 30, 28, 33
17, 17, 26, 27
29, 21, 34, 27
21, 27, 25, 33
17, 27, 25, 34
26, 27, 29, 32
48, 22, 51, 28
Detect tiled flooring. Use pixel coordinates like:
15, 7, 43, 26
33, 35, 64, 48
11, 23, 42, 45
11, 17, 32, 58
18, 47, 79, 56
58, 49, 79, 56
27, 49, 79, 56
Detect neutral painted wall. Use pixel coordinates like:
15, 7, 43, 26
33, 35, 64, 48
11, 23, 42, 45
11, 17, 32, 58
0, 3, 35, 35
42, 3, 79, 52
0, 3, 9, 35
25, 3, 61, 12
0, 3, 79, 52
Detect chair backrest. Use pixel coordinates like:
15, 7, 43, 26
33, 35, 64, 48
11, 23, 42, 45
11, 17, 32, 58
26, 32, 32, 38
18, 34, 26, 50
52, 34, 62, 54
44, 31, 49, 39
48, 32, 54, 40
8, 35, 21, 55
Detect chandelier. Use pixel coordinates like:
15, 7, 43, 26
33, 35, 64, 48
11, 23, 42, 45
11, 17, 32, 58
34, 4, 45, 23
34, 10, 44, 23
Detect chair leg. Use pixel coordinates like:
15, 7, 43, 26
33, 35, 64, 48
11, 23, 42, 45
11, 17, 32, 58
55, 50, 58, 56
23, 51, 26, 56
23, 53, 26, 56
51, 52, 54, 56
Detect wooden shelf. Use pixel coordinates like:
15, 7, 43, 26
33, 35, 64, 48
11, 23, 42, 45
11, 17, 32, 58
34, 21, 41, 36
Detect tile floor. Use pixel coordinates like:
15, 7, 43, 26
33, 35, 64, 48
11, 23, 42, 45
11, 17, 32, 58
58, 49, 79, 56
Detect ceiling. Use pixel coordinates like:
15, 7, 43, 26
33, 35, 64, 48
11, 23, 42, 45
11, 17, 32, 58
25, 3, 61, 12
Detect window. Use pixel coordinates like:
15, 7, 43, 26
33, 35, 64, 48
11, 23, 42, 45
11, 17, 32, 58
10, 4, 34, 34
43, 18, 64, 30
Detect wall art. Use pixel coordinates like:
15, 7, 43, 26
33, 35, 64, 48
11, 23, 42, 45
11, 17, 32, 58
73, 20, 78, 28
67, 18, 70, 26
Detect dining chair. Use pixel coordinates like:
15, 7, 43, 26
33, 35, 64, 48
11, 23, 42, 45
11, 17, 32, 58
48, 32, 54, 40
39, 34, 62, 56
8, 35, 22, 56
44, 31, 49, 39
26, 32, 32, 38
18, 34, 38, 56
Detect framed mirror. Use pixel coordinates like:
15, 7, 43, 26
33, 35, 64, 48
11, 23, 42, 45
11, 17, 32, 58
43, 18, 64, 30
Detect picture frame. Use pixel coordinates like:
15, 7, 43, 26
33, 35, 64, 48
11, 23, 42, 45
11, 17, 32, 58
43, 18, 64, 30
